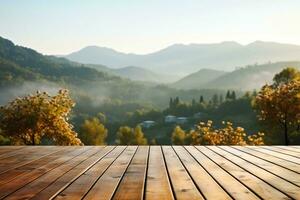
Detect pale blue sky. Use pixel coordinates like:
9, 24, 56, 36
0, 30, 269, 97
1, 0, 299, 55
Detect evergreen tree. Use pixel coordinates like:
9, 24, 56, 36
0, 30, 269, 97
199, 95, 204, 103
226, 90, 231, 100
174, 97, 180, 106
212, 94, 219, 105
169, 97, 173, 109
231, 91, 236, 100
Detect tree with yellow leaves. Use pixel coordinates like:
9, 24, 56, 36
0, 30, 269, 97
254, 68, 300, 145
79, 117, 108, 145
116, 125, 147, 145
0, 89, 81, 145
171, 126, 186, 145
172, 120, 264, 145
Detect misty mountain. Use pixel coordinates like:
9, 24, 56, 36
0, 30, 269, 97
173, 61, 300, 90
0, 36, 125, 86
65, 41, 300, 76
0, 36, 228, 108
171, 69, 227, 89
86, 64, 173, 83
112, 66, 165, 83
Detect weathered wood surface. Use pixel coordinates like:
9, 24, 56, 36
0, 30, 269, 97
0, 146, 299, 200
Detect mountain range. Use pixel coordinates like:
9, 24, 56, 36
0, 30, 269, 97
85, 64, 173, 83
65, 41, 300, 76
172, 62, 300, 90
1, 36, 300, 92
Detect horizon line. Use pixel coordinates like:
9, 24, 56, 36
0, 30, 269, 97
2, 35, 300, 56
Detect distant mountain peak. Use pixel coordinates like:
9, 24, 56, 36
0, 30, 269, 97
219, 41, 242, 46
65, 40, 300, 75
79, 45, 121, 54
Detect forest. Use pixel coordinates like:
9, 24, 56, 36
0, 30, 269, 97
0, 37, 299, 145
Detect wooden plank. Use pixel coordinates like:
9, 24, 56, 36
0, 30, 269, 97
31, 146, 120, 200
0, 146, 70, 185
203, 146, 289, 200
215, 146, 300, 199
0, 146, 55, 160
263, 146, 300, 158
222, 146, 300, 187
4, 146, 110, 200
248, 147, 300, 165
0, 146, 65, 175
112, 146, 149, 200
145, 146, 174, 200
276, 146, 300, 153
0, 146, 92, 199
0, 146, 30, 159
173, 146, 231, 200
236, 146, 300, 173
0, 146, 25, 156
83, 146, 137, 200
187, 146, 259, 200
52, 146, 124, 200
162, 146, 204, 200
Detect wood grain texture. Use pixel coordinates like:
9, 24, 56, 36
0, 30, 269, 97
113, 146, 149, 200
0, 146, 299, 200
145, 146, 174, 200
163, 146, 204, 200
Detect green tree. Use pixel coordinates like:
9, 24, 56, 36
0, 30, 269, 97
169, 97, 173, 109
226, 90, 231, 100
171, 126, 187, 145
231, 91, 236, 100
212, 94, 219, 106
273, 67, 300, 86
199, 95, 204, 103
97, 112, 107, 124
0, 133, 10, 145
254, 67, 300, 145
116, 125, 147, 145
79, 117, 108, 145
0, 90, 81, 145
174, 97, 180, 106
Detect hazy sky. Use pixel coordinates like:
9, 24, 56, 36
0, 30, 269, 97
1, 0, 300, 55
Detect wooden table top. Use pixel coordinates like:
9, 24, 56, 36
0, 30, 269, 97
0, 146, 299, 200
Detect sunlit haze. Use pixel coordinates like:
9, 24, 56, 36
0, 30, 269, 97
1, 0, 300, 55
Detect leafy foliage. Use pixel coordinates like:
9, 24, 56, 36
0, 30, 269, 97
254, 67, 300, 145
79, 117, 108, 145
171, 126, 186, 145
0, 90, 81, 145
172, 120, 264, 145
273, 67, 300, 86
116, 125, 147, 145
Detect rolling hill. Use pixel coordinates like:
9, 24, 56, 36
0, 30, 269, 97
0, 36, 230, 108
86, 64, 173, 83
171, 69, 227, 89
0, 36, 120, 86
172, 61, 300, 90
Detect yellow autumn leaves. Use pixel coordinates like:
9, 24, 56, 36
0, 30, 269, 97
172, 120, 264, 145
0, 89, 81, 145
